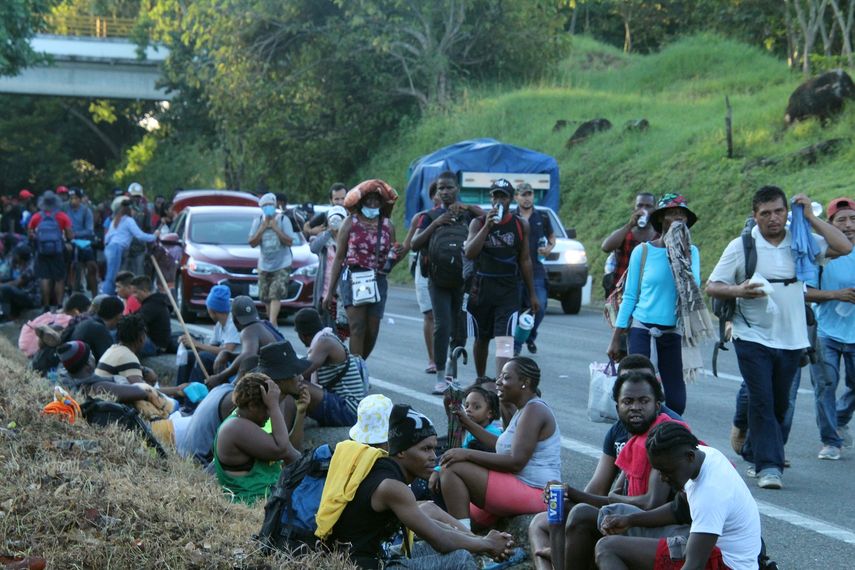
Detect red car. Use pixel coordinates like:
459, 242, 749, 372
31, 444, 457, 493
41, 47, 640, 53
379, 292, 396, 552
169, 199, 318, 321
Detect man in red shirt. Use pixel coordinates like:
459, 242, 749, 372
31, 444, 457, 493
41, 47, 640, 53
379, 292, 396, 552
27, 191, 73, 311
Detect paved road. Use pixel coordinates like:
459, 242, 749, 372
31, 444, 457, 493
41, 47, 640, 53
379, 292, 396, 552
185, 285, 855, 568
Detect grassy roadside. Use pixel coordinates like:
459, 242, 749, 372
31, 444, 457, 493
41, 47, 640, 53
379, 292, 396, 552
363, 34, 855, 293
0, 336, 355, 569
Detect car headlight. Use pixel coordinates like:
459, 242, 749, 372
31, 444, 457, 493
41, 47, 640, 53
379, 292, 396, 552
559, 250, 588, 265
187, 258, 227, 275
292, 262, 319, 278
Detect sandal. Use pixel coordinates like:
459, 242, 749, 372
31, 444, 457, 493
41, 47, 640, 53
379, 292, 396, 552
424, 363, 437, 374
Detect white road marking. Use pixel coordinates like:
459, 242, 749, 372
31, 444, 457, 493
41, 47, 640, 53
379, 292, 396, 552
383, 311, 425, 324
702, 369, 814, 396
370, 376, 855, 547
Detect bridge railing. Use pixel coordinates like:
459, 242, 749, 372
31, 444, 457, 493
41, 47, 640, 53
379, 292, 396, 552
42, 14, 136, 38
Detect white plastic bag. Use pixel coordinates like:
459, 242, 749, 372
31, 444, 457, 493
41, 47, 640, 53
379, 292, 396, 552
588, 361, 619, 423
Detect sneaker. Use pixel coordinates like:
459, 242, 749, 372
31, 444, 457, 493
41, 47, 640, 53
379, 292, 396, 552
431, 379, 449, 395
818, 445, 841, 460
526, 339, 537, 354
757, 471, 783, 490
730, 425, 747, 455
840, 425, 853, 448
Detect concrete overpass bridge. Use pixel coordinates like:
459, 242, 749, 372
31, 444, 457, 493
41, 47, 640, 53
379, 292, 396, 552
0, 32, 172, 101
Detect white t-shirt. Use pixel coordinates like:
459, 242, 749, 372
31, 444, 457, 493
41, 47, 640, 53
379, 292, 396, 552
685, 446, 761, 570
210, 317, 241, 348
708, 225, 827, 349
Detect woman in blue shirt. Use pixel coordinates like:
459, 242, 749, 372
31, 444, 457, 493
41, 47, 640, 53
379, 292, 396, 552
607, 194, 700, 414
101, 197, 158, 295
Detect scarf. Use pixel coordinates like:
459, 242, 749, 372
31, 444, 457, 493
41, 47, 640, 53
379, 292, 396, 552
663, 222, 714, 381
615, 413, 690, 496
790, 203, 821, 283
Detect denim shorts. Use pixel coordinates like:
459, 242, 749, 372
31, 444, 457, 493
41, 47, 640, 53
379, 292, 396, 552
308, 390, 358, 427
339, 268, 388, 319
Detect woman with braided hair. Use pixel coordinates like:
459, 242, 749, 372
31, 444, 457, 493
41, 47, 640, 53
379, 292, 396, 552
595, 422, 762, 570
212, 372, 305, 504
438, 357, 561, 530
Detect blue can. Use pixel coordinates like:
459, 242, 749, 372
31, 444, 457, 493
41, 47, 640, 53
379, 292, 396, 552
547, 483, 564, 525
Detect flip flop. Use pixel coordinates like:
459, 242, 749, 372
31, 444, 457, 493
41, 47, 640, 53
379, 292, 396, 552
424, 363, 437, 374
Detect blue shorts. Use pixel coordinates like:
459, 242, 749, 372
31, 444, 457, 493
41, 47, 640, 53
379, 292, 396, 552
308, 390, 358, 427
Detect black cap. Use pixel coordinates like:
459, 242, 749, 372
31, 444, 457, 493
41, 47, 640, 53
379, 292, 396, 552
489, 178, 514, 197
256, 341, 311, 380
388, 404, 437, 455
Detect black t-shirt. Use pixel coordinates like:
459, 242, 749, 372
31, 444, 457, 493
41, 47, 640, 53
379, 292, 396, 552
330, 457, 407, 569
602, 404, 684, 458
472, 214, 523, 302
514, 208, 553, 267
70, 316, 113, 361
138, 293, 172, 350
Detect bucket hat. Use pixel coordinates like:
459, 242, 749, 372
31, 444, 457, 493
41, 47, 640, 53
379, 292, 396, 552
649, 193, 698, 233
349, 394, 394, 445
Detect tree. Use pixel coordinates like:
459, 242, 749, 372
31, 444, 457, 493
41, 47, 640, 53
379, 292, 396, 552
0, 0, 55, 77
787, 0, 830, 74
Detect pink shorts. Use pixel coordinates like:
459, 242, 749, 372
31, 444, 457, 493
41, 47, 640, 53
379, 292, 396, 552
470, 470, 546, 528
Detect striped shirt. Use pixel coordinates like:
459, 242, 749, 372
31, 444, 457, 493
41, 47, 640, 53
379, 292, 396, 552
95, 344, 142, 381
311, 331, 366, 414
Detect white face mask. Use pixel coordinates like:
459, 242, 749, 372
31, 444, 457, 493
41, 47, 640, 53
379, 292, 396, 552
361, 206, 380, 219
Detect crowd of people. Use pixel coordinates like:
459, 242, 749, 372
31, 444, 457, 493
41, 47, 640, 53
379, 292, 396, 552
1, 176, 853, 570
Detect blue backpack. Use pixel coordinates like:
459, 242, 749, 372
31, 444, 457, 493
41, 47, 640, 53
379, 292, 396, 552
258, 443, 334, 553
35, 211, 65, 255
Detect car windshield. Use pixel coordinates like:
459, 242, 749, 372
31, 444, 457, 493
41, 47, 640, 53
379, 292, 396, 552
189, 211, 257, 245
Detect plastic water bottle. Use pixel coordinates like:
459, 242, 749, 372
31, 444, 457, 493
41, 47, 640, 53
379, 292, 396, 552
538, 236, 548, 262
514, 312, 535, 345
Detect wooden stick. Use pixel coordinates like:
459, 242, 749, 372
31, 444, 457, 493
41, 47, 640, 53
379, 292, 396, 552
150, 254, 209, 381
725, 95, 734, 159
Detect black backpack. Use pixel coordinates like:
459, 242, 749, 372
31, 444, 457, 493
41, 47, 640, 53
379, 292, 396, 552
258, 443, 335, 554
427, 212, 469, 289
80, 398, 167, 458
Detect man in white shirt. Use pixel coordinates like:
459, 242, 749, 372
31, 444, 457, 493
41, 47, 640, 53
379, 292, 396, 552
595, 422, 762, 570
706, 186, 852, 489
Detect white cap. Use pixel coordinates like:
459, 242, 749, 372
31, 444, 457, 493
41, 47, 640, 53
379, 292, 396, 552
327, 205, 348, 229
259, 192, 277, 207
127, 182, 143, 196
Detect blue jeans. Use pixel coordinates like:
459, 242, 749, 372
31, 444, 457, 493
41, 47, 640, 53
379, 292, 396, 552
733, 368, 801, 446
516, 266, 548, 352
100, 241, 125, 295
810, 337, 855, 446
628, 327, 685, 414
735, 339, 802, 473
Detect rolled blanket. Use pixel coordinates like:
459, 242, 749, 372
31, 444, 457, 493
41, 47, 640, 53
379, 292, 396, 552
343, 179, 399, 213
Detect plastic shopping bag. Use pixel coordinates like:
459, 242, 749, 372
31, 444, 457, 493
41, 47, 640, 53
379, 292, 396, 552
587, 361, 618, 423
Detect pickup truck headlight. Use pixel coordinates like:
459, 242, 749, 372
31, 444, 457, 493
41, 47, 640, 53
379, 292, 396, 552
559, 249, 588, 265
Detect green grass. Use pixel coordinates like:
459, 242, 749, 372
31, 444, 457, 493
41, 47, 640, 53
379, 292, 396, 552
357, 34, 855, 292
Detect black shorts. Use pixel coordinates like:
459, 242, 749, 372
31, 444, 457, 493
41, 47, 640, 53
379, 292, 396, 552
35, 253, 67, 281
75, 246, 96, 263
468, 297, 518, 340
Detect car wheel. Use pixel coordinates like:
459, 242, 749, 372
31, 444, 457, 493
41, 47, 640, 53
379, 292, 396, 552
561, 288, 582, 315
175, 275, 196, 323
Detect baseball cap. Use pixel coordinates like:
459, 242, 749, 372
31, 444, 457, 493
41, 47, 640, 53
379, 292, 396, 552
18, 189, 34, 200
69, 187, 85, 198
127, 182, 144, 197
56, 185, 69, 194
259, 192, 277, 207
231, 295, 259, 325
489, 178, 514, 197
827, 197, 855, 220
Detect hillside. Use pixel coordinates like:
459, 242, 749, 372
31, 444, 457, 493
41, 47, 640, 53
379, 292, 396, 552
360, 34, 855, 292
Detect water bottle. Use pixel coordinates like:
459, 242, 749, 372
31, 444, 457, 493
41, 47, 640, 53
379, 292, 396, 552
382, 243, 399, 273
637, 213, 649, 228
514, 312, 535, 345
537, 236, 548, 262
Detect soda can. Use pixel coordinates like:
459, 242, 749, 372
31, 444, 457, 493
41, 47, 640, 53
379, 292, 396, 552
637, 213, 649, 228
547, 483, 564, 525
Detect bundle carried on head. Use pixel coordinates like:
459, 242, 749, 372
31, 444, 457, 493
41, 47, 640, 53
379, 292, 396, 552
343, 179, 398, 216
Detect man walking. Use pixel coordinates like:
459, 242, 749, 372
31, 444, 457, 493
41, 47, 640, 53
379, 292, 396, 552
706, 186, 851, 489
512, 183, 555, 355
412, 172, 480, 393
248, 192, 301, 325
122, 182, 152, 276
601, 192, 657, 297
464, 178, 538, 382
806, 197, 855, 460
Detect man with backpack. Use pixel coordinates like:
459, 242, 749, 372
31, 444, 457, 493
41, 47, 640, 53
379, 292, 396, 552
706, 186, 851, 489
27, 190, 73, 312
412, 172, 482, 393
464, 179, 539, 383
512, 183, 555, 355
324, 403, 515, 569
248, 192, 301, 325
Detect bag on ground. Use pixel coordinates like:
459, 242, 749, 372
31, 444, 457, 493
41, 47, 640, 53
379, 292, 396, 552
587, 361, 618, 423
258, 443, 335, 553
80, 398, 167, 457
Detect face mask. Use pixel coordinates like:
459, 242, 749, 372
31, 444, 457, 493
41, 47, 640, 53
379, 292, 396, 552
328, 216, 344, 230
262, 205, 276, 217
362, 206, 380, 219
